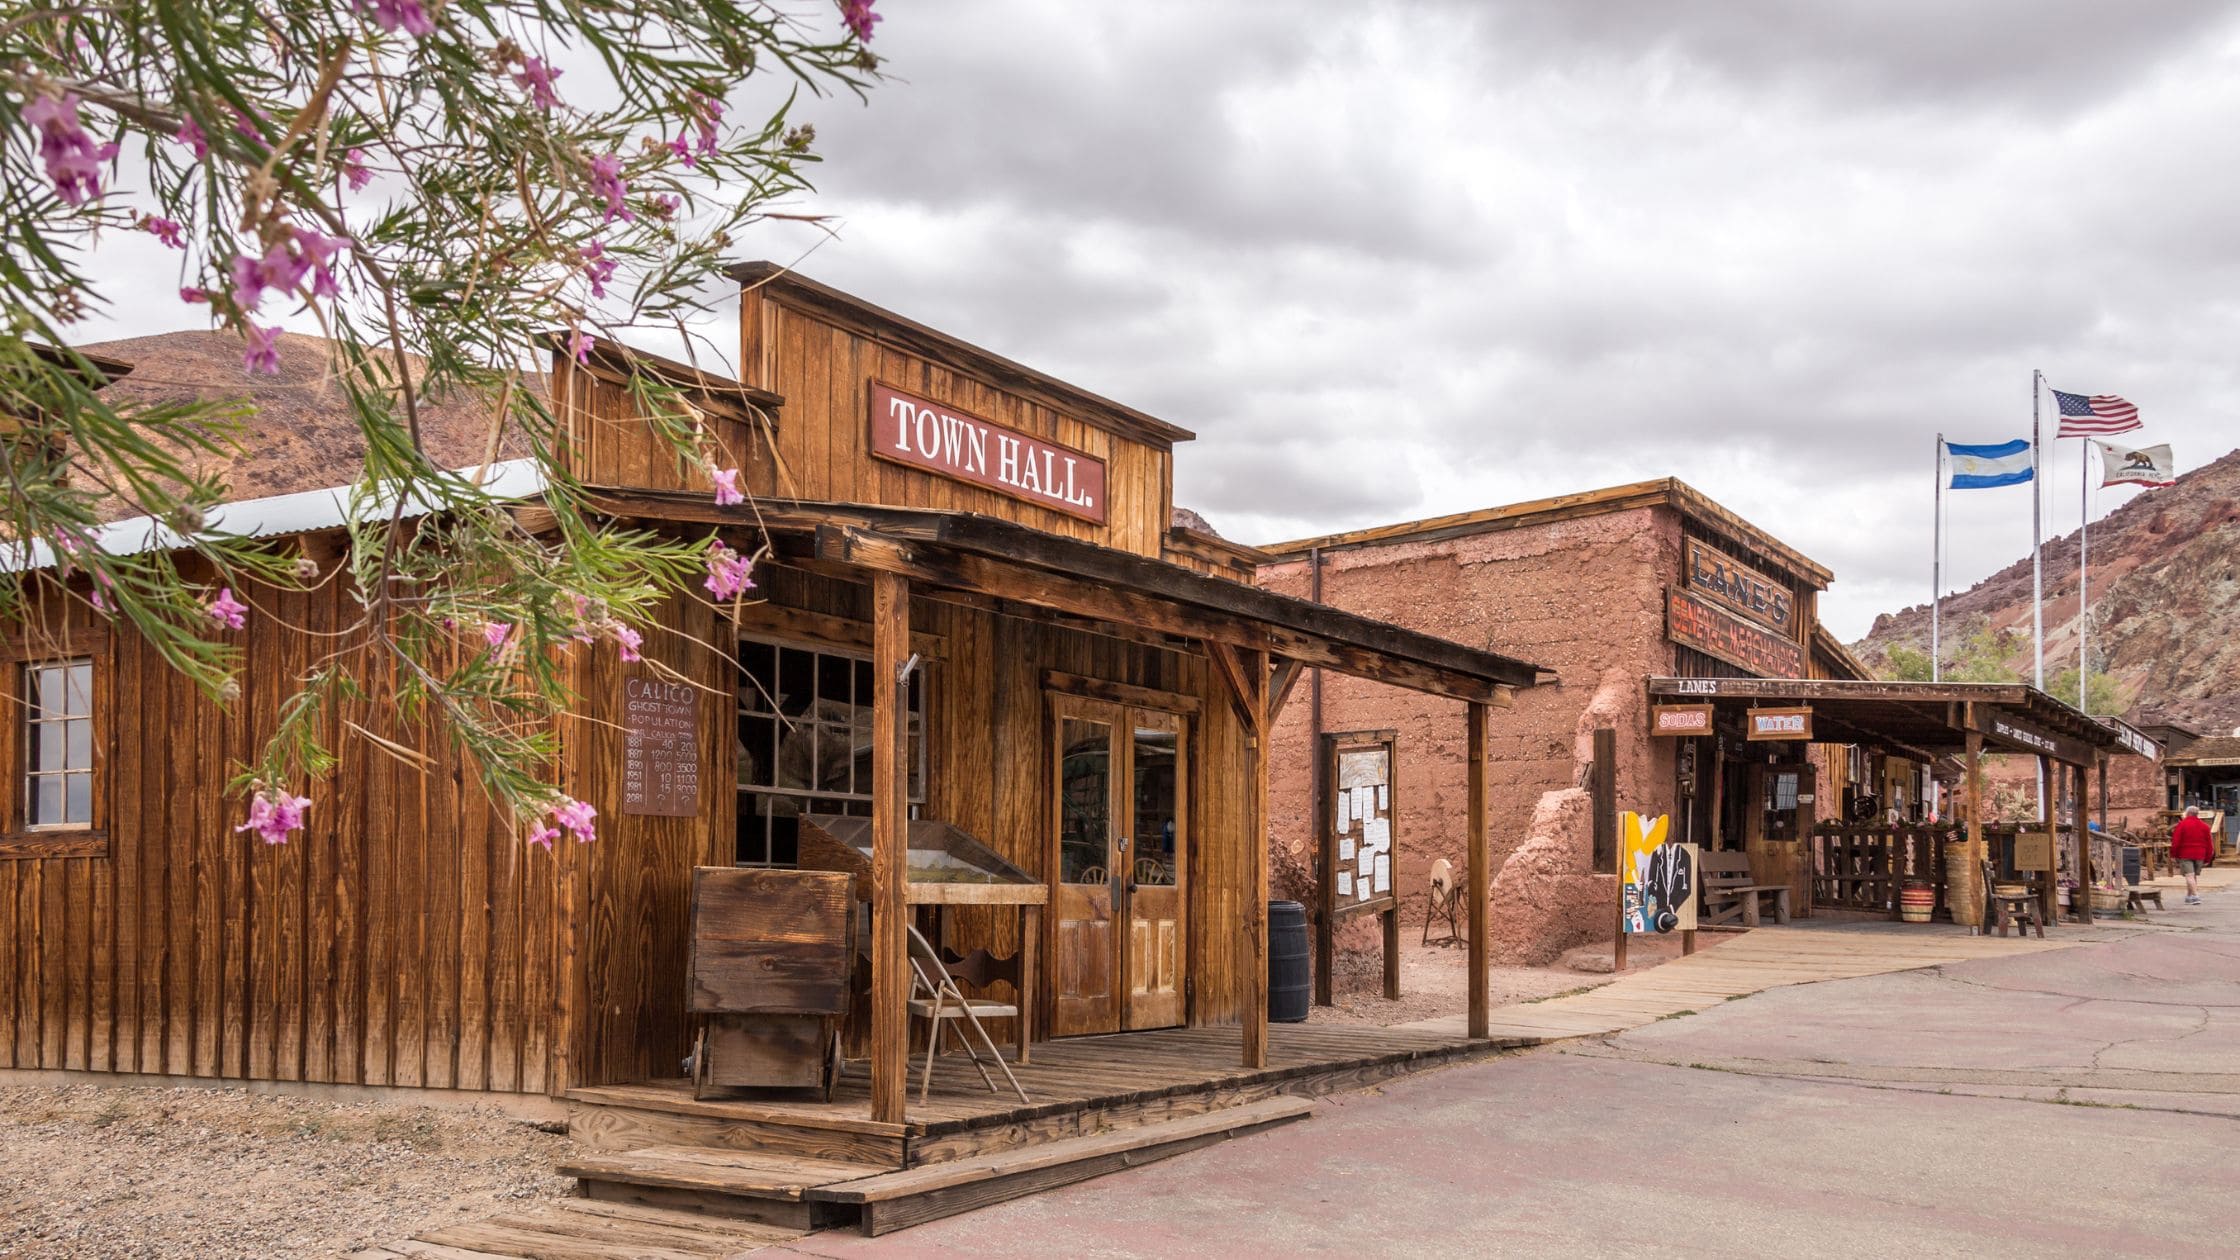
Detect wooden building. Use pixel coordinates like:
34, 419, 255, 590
0, 265, 1547, 1139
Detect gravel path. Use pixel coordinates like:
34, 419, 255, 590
0, 1082, 576, 1259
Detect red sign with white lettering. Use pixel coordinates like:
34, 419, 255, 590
867, 382, 1108, 524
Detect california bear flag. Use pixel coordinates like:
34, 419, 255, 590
2096, 441, 2176, 488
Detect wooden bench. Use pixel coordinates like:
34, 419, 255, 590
2128, 886, 2164, 913
1700, 850, 1790, 928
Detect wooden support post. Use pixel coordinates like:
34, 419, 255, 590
1382, 905, 1401, 1000
2074, 762, 2094, 925
1239, 649, 1271, 1070
1313, 736, 1335, 1009
2096, 755, 2110, 831
1467, 701, 1492, 1039
1960, 724, 1985, 929
868, 573, 910, 1125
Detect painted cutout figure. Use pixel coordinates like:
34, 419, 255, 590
1621, 812, 1697, 934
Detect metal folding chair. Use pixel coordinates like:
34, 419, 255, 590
905, 924, 1030, 1104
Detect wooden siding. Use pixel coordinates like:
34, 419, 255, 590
549, 561, 1264, 1090
0, 577, 563, 1093
734, 285, 1174, 558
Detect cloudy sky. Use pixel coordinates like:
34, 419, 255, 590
78, 1, 2240, 638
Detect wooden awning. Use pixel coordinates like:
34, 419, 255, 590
1645, 677, 2131, 767
588, 488, 1547, 705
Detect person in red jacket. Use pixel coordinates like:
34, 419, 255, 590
2172, 806, 2216, 905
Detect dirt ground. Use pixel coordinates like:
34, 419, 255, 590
0, 1082, 576, 1259
1304, 935, 1692, 1027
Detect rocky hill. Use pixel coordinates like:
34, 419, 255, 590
1852, 445, 2240, 733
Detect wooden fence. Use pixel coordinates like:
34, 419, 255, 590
1809, 823, 1957, 918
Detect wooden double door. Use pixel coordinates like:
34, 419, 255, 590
1048, 696, 1188, 1037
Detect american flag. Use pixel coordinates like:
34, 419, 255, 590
2051, 388, 2140, 437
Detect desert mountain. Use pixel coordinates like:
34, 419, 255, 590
1851, 445, 2240, 733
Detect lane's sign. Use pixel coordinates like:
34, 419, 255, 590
1746, 706, 1813, 741
1651, 704, 1715, 736
1667, 587, 1805, 678
1684, 538, 1795, 637
868, 381, 1108, 524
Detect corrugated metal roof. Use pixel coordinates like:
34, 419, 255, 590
5, 459, 545, 572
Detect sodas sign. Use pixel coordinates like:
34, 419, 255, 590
868, 382, 1107, 524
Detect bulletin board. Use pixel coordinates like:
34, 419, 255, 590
1322, 730, 1397, 919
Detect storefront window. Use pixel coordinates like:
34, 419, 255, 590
25, 659, 93, 829
735, 636, 925, 866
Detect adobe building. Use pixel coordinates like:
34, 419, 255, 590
1257, 480, 1875, 970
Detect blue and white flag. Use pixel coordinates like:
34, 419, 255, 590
1943, 438, 2034, 489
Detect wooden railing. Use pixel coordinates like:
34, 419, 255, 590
1810, 823, 1957, 916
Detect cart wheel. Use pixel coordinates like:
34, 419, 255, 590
691, 1025, 710, 1100
821, 1029, 842, 1102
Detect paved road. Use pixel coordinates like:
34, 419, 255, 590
777, 893, 2240, 1259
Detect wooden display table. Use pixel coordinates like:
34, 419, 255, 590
797, 814, 1046, 1063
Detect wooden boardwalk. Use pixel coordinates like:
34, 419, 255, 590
1406, 923, 2077, 1043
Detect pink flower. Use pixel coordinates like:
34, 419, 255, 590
483, 620, 513, 651
140, 215, 186, 249
180, 286, 210, 304
566, 593, 598, 644
692, 95, 722, 157
666, 135, 695, 169
24, 93, 118, 206
552, 797, 598, 843
702, 539, 755, 600
710, 467, 743, 506
231, 240, 309, 310
587, 154, 633, 224
840, 0, 880, 43
614, 624, 643, 663
357, 0, 435, 36
236, 790, 312, 845
648, 193, 681, 218
205, 587, 249, 630
343, 147, 372, 191
293, 226, 352, 298
568, 329, 595, 365
513, 56, 564, 110
527, 823, 561, 849
176, 117, 209, 158
581, 240, 616, 299
242, 325, 283, 375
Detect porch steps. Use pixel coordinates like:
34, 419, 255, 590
350, 1198, 804, 1259
807, 1095, 1315, 1235
556, 1146, 889, 1231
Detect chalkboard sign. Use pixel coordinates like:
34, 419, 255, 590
623, 676, 701, 817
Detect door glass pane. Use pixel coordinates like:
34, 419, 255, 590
1132, 726, 1178, 887
1058, 718, 1111, 885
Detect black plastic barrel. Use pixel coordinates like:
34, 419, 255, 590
2123, 845, 2143, 887
1268, 900, 1312, 1023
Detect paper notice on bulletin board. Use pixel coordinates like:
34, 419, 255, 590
1337, 871, 1353, 897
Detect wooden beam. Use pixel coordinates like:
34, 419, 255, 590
1265, 658, 1306, 729
869, 572, 911, 1124
2074, 762, 2093, 926
1959, 720, 1985, 929
1240, 648, 1271, 1070
1204, 641, 1262, 734
1039, 670, 1201, 715
1467, 702, 1492, 1038
816, 525, 1518, 705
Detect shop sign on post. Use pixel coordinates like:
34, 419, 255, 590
1619, 812, 1696, 934
1651, 704, 1714, 736
1746, 706, 1813, 741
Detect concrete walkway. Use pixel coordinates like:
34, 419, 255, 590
775, 877, 2240, 1258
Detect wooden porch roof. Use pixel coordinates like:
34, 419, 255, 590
588, 487, 1548, 705
1646, 677, 2131, 768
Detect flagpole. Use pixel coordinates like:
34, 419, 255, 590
2030, 369, 2044, 690
2079, 439, 2090, 711
1932, 432, 1943, 683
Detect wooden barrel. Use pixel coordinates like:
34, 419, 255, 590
1268, 901, 1312, 1023
1898, 881, 1935, 923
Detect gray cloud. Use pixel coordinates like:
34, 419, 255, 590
67, 1, 2240, 641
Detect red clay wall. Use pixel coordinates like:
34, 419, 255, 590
1260, 506, 1682, 974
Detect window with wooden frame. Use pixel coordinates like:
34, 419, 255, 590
734, 634, 926, 867
1, 653, 105, 857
